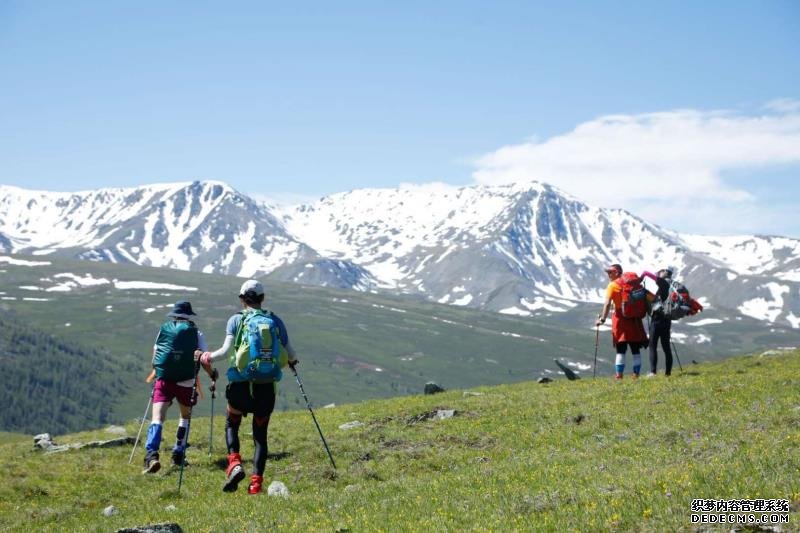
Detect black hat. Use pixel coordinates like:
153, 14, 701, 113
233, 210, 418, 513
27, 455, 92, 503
167, 301, 197, 320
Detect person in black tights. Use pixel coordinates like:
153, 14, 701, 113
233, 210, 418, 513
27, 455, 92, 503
642, 267, 675, 376
196, 280, 299, 494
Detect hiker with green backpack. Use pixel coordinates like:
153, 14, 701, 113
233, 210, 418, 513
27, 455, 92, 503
142, 301, 210, 474
196, 279, 298, 494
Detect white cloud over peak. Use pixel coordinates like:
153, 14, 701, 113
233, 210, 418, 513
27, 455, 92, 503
471, 102, 800, 236
765, 98, 800, 113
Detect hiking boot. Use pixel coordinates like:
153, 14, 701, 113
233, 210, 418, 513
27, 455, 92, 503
171, 449, 187, 467
223, 452, 245, 492
631, 373, 639, 380
614, 373, 623, 381
142, 452, 161, 474
247, 474, 263, 495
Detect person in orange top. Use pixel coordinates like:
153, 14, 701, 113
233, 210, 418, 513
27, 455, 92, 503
595, 263, 649, 380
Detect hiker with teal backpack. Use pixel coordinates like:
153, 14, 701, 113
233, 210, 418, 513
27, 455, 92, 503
196, 279, 298, 494
142, 301, 210, 474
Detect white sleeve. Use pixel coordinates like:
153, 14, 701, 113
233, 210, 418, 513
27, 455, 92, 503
207, 334, 234, 363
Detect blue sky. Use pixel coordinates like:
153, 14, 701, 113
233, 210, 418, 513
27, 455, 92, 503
1, 1, 798, 236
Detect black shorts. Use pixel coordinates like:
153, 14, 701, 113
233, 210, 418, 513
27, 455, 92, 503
615, 342, 643, 354
225, 381, 276, 417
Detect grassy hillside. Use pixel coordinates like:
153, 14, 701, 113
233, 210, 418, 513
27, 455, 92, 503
0, 254, 607, 428
0, 351, 797, 531
1, 253, 798, 434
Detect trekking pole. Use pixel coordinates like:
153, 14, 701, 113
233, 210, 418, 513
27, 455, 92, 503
129, 386, 154, 464
208, 368, 218, 455
177, 362, 201, 494
671, 341, 683, 372
290, 364, 336, 470
593, 325, 600, 378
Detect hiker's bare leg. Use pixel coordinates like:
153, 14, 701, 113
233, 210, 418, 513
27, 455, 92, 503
178, 402, 192, 419
151, 401, 170, 423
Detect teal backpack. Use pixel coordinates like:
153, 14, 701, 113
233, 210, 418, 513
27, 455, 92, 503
227, 310, 288, 383
153, 320, 199, 382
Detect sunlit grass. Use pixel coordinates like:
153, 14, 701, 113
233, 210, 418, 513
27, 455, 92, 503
1, 351, 798, 531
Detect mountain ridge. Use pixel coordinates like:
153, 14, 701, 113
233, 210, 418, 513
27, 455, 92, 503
1, 180, 799, 328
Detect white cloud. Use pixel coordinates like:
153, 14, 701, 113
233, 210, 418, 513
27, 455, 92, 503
471, 103, 800, 235
765, 98, 800, 113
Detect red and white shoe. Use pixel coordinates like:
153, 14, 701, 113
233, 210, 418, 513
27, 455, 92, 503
247, 474, 263, 495
222, 452, 245, 492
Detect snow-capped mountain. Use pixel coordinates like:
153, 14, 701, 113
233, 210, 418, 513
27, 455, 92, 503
1, 180, 799, 329
0, 181, 316, 276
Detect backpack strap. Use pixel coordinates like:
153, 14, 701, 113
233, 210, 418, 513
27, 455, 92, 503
667, 279, 681, 299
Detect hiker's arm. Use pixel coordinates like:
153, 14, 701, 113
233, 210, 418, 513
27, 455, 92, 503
196, 334, 233, 366
640, 270, 657, 282
150, 330, 160, 363
276, 319, 299, 367
196, 315, 239, 366
285, 338, 299, 367
596, 296, 613, 326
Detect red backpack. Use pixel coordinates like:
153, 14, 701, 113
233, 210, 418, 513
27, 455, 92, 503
615, 272, 648, 319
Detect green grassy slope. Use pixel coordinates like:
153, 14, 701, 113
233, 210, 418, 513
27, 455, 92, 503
0, 255, 605, 428
2, 253, 798, 434
0, 352, 797, 531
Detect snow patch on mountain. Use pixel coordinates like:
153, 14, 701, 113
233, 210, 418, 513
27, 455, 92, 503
685, 318, 724, 327
776, 271, 800, 282
0, 255, 51, 266
737, 282, 790, 322
114, 281, 198, 291
681, 234, 800, 275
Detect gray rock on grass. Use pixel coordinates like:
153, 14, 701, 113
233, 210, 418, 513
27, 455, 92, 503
33, 433, 55, 449
267, 481, 290, 498
339, 421, 364, 430
434, 409, 456, 420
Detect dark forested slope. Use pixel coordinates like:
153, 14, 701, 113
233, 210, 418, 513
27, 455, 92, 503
0, 312, 133, 434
